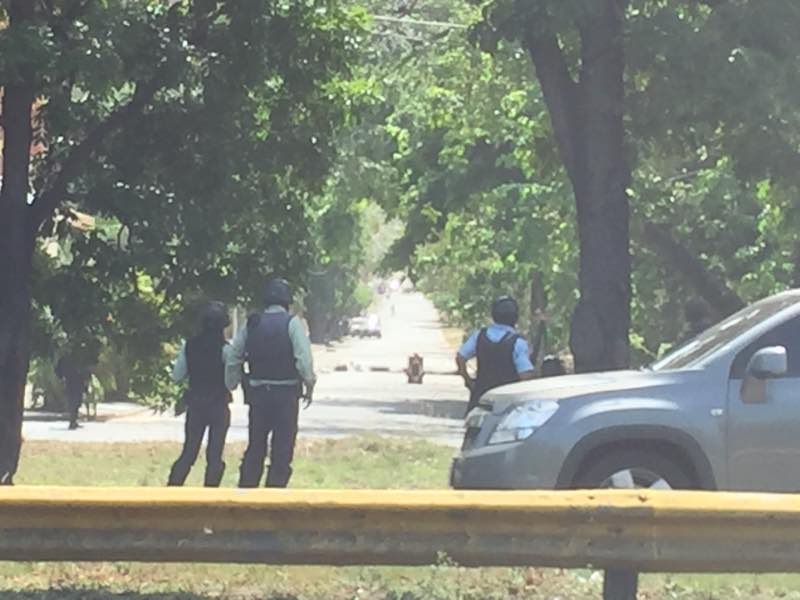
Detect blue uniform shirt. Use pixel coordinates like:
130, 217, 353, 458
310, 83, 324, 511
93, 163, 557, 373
458, 323, 535, 375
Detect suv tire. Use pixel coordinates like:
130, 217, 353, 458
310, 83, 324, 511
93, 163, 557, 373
574, 448, 695, 490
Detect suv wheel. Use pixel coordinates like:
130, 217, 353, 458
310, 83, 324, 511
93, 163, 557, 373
574, 448, 694, 490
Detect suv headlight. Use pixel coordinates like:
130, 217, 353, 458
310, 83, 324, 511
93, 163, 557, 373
488, 400, 559, 445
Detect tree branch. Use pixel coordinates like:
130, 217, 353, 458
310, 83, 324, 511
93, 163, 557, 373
639, 219, 744, 317
30, 77, 161, 230
523, 32, 582, 178
31, 0, 187, 231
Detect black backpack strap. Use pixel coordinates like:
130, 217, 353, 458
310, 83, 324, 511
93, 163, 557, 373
476, 327, 490, 350
494, 331, 519, 345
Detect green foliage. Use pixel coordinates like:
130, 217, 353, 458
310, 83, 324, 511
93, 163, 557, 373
27, 358, 65, 411
339, 0, 800, 362
11, 0, 800, 382
3, 0, 367, 405
331, 0, 576, 354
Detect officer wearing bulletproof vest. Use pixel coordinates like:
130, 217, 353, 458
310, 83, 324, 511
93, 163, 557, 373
167, 301, 232, 487
456, 296, 536, 414
225, 278, 316, 488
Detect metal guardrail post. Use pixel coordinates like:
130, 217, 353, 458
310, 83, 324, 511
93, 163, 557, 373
603, 569, 638, 600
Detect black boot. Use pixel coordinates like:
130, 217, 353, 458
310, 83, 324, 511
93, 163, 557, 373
204, 461, 225, 487
265, 465, 292, 488
167, 460, 190, 486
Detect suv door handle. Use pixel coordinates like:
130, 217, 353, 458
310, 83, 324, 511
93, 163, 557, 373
711, 408, 724, 417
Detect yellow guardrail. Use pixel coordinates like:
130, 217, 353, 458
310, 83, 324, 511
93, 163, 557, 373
1, 487, 799, 574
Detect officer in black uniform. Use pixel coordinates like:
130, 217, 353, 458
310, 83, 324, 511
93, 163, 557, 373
225, 278, 316, 488
56, 341, 95, 430
455, 296, 536, 414
167, 301, 232, 487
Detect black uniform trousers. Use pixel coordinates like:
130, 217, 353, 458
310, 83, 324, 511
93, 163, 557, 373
238, 384, 300, 488
168, 402, 230, 487
66, 384, 83, 429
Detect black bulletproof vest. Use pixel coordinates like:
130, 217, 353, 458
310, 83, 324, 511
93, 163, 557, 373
186, 333, 228, 402
473, 328, 521, 403
246, 311, 299, 381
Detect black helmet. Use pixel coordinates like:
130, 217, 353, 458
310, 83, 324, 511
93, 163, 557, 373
491, 296, 519, 327
201, 301, 230, 331
264, 277, 293, 309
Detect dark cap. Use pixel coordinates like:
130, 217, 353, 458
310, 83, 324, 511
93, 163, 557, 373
491, 296, 519, 327
265, 277, 293, 309
202, 301, 230, 331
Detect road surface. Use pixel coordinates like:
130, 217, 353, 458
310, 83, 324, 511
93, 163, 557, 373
22, 293, 468, 446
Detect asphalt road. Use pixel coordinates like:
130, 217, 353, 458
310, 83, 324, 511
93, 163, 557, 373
22, 293, 468, 447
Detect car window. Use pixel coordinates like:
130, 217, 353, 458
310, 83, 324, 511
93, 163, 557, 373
730, 316, 800, 380
652, 294, 800, 372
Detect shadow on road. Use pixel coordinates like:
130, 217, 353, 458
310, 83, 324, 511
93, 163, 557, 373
323, 398, 467, 420
21, 413, 66, 423
382, 399, 466, 419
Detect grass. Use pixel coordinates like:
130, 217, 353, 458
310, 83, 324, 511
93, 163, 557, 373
4, 437, 800, 599
13, 437, 453, 489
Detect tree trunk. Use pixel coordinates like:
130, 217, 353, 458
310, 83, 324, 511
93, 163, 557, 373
528, 271, 547, 368
570, 4, 631, 373
0, 2, 37, 483
527, 1, 631, 373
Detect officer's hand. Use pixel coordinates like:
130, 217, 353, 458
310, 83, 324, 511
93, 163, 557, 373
302, 383, 314, 409
464, 377, 475, 391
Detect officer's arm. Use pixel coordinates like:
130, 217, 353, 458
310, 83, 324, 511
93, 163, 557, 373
455, 354, 474, 390
172, 342, 188, 383
224, 327, 247, 390
288, 317, 316, 389
456, 331, 479, 389
514, 338, 536, 381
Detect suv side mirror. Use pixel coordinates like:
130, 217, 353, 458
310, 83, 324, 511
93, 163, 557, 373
747, 346, 788, 380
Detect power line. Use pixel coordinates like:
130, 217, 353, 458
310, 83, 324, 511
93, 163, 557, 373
371, 15, 468, 30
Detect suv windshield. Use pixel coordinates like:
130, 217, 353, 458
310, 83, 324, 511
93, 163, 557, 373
651, 293, 800, 371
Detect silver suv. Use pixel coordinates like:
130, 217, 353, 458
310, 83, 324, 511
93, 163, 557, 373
451, 290, 800, 492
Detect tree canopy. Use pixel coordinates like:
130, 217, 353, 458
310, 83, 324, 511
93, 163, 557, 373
339, 0, 800, 364
0, 0, 366, 480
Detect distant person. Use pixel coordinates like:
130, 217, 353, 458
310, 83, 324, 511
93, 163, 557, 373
55, 342, 95, 430
167, 301, 232, 487
540, 354, 567, 378
225, 278, 316, 488
456, 296, 536, 415
679, 297, 715, 345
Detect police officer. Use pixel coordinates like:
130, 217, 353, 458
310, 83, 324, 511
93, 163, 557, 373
167, 301, 232, 487
56, 341, 95, 430
225, 278, 316, 488
680, 297, 715, 344
455, 296, 536, 414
